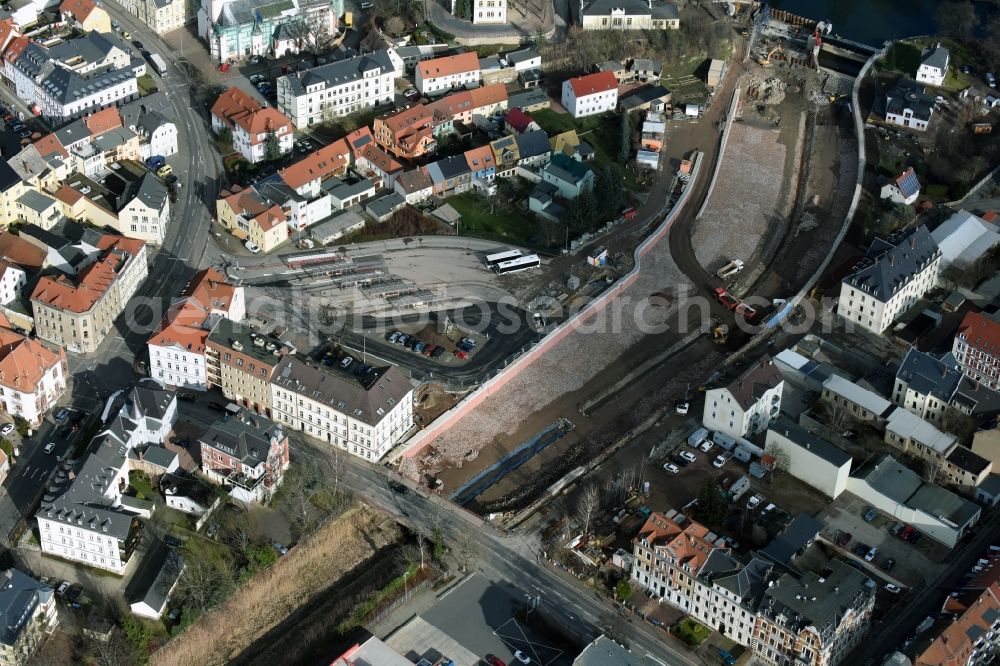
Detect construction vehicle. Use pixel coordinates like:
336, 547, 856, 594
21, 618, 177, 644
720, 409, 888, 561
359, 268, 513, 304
716, 259, 744, 279
713, 287, 740, 310
760, 44, 782, 67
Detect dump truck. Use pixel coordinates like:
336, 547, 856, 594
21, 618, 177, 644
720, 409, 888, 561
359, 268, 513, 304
716, 259, 744, 279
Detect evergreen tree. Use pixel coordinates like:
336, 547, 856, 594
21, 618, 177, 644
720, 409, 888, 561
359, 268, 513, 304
263, 131, 281, 162
618, 112, 631, 163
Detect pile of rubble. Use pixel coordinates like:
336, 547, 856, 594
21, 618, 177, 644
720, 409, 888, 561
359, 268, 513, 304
746, 75, 787, 105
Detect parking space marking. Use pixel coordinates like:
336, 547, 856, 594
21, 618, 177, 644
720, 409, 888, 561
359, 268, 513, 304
492, 618, 563, 666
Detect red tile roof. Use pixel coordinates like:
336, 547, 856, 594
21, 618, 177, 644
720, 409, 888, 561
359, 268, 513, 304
464, 145, 495, 173
0, 231, 46, 272
958, 311, 1000, 357
983, 211, 998, 223
568, 71, 618, 97
31, 254, 125, 313
418, 51, 479, 81
917, 583, 1000, 666
279, 139, 350, 189
60, 0, 99, 20
32, 133, 68, 159
468, 82, 508, 110
0, 326, 64, 393
84, 107, 122, 136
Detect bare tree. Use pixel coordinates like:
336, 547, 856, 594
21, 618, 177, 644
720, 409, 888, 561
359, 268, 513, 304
278, 459, 332, 534
223, 507, 257, 558
89, 628, 137, 666
820, 399, 855, 435
766, 444, 791, 485
576, 485, 600, 540
454, 532, 481, 572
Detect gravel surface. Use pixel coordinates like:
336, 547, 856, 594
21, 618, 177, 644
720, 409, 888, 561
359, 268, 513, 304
691, 122, 788, 272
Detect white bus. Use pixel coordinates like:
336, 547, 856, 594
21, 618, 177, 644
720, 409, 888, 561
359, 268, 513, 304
484, 249, 522, 267
493, 254, 540, 275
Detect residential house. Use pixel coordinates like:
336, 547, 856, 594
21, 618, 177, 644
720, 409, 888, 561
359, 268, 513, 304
765, 418, 852, 499
594, 60, 626, 82
628, 58, 662, 82
472, 0, 506, 23
0, 569, 58, 664
880, 167, 920, 205
393, 168, 433, 205
504, 47, 541, 72
426, 154, 472, 196
197, 0, 338, 63
952, 310, 1000, 391
12, 191, 62, 231
270, 356, 413, 461
415, 51, 480, 96
116, 0, 193, 35
508, 88, 550, 112
514, 129, 550, 168
60, 0, 113, 33
916, 43, 949, 87
505, 108, 538, 134
580, 0, 680, 30
562, 71, 618, 119
931, 210, 1000, 268
36, 380, 177, 573
893, 347, 963, 425
753, 560, 874, 666
0, 322, 68, 427
465, 144, 496, 184
575, 636, 646, 666
943, 445, 993, 491
211, 87, 293, 164
56, 167, 171, 245
322, 176, 376, 210
120, 93, 180, 159
308, 210, 365, 244
490, 135, 520, 177
365, 192, 406, 222
702, 355, 784, 438
4, 32, 141, 123
0, 160, 30, 230
0, 259, 25, 306
148, 268, 244, 391
468, 82, 509, 122
837, 225, 941, 333
884, 406, 958, 465
885, 80, 936, 131
204, 319, 291, 415
276, 51, 396, 127
199, 406, 289, 503
846, 455, 981, 548
538, 153, 595, 198
160, 473, 220, 524
278, 138, 351, 199
695, 552, 774, 647
372, 88, 482, 160
346, 127, 403, 187
31, 234, 148, 354
389, 43, 450, 73
216, 186, 290, 253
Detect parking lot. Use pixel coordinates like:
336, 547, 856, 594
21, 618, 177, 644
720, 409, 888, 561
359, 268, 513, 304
817, 494, 949, 589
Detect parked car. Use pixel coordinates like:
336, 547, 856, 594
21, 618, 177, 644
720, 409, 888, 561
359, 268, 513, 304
712, 455, 727, 469
272, 542, 289, 556
167, 607, 182, 623
395, 334, 409, 345
746, 494, 763, 510
249, 74, 266, 84
146, 155, 166, 170
403, 87, 419, 101
164, 535, 183, 548
390, 481, 408, 494
889, 522, 903, 536
836, 531, 852, 548
459, 337, 477, 347
120, 30, 131, 40
413, 342, 426, 353
485, 656, 506, 666
671, 454, 688, 467
177, 392, 196, 403
863, 506, 878, 522
17, 128, 31, 139
156, 165, 173, 178
885, 583, 902, 594
675, 400, 689, 415
431, 346, 446, 358
865, 546, 878, 562
132, 40, 145, 51
907, 530, 921, 544
663, 462, 679, 474
680, 450, 696, 463
513, 651, 531, 665
882, 557, 895, 572
244, 240, 260, 254
43, 442, 56, 454
206, 524, 218, 538
699, 440, 713, 453
56, 581, 70, 597
387, 331, 400, 343
899, 525, 915, 541
340, 357, 353, 369
422, 344, 437, 356
853, 543, 868, 557
0, 423, 13, 436
454, 350, 468, 360
55, 408, 70, 423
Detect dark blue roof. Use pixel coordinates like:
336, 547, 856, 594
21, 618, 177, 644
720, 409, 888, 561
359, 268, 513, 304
897, 169, 920, 198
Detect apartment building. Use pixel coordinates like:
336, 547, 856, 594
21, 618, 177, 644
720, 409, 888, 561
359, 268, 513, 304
277, 51, 396, 128
753, 560, 874, 666
953, 311, 1000, 391
31, 235, 148, 354
60, 0, 112, 33
415, 52, 480, 96
278, 139, 352, 199
0, 569, 58, 664
893, 347, 964, 425
37, 380, 176, 573
198, 0, 337, 63
55, 168, 171, 246
148, 268, 244, 391
917, 44, 950, 88
561, 71, 618, 119
4, 33, 142, 123
347, 126, 404, 187
0, 322, 68, 427
702, 355, 784, 438
916, 582, 1000, 666
837, 225, 940, 333
885, 79, 935, 131
822, 374, 893, 424
472, 0, 506, 23
199, 407, 289, 503
216, 185, 290, 253
270, 356, 413, 461
0, 259, 25, 306
205, 319, 290, 415
211, 87, 293, 164
120, 93, 179, 159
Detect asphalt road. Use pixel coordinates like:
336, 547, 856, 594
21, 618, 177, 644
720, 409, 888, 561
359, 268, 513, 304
290, 432, 690, 665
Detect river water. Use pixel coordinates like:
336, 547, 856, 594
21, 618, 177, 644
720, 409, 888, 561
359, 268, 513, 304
767, 0, 939, 45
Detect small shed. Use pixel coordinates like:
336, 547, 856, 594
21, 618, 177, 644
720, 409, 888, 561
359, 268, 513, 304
310, 210, 366, 244
431, 203, 462, 226
365, 192, 406, 222
587, 247, 608, 267
129, 551, 184, 620
707, 59, 727, 87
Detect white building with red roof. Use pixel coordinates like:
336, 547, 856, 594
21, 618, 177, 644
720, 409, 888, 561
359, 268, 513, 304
561, 71, 618, 118
210, 87, 293, 164
148, 268, 244, 391
415, 52, 480, 96
954, 311, 1000, 391
0, 320, 67, 426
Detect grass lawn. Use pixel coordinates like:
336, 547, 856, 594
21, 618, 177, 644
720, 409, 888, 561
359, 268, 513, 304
884, 42, 921, 77
137, 74, 158, 97
445, 192, 536, 244
674, 617, 711, 647
128, 470, 155, 500
531, 108, 608, 135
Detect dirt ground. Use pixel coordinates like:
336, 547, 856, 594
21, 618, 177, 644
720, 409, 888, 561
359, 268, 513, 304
414, 384, 461, 426
150, 505, 400, 666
